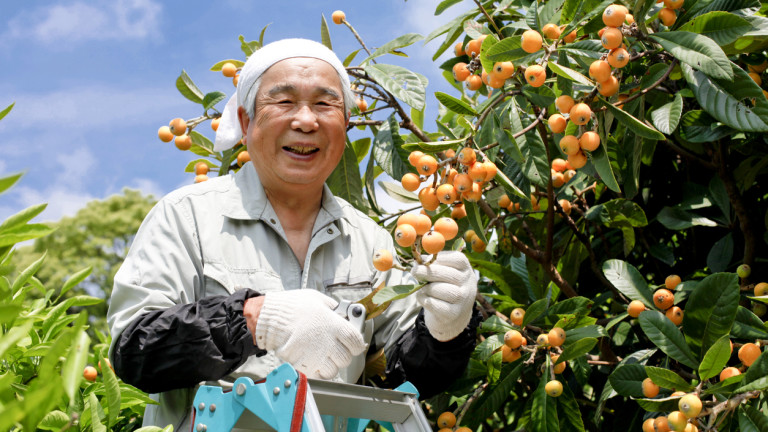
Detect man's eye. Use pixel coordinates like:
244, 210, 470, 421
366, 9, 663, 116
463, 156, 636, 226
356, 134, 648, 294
278, 100, 293, 104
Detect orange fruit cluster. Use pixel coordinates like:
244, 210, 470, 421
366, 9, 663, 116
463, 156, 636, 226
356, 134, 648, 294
394, 213, 458, 255
452, 35, 518, 91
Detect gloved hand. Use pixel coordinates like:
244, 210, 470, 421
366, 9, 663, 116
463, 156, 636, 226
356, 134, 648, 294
411, 251, 478, 342
252, 290, 367, 379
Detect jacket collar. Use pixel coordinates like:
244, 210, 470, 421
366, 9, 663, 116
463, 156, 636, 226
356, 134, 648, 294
221, 162, 344, 225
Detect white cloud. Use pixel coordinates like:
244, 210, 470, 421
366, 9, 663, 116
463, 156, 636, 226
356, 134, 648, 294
12, 185, 95, 222
125, 177, 165, 200
3, 0, 162, 45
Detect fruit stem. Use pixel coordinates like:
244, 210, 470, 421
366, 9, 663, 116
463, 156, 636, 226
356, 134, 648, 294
342, 20, 375, 61
472, 0, 502, 37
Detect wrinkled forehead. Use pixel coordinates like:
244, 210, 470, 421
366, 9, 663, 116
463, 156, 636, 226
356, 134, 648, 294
258, 57, 345, 97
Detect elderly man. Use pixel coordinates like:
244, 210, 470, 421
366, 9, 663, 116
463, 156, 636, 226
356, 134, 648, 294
107, 38, 479, 430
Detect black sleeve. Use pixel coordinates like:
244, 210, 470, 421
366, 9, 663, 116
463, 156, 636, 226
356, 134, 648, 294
113, 288, 266, 394
384, 307, 481, 399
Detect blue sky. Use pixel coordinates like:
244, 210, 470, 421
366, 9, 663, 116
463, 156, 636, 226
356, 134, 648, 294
0, 0, 475, 222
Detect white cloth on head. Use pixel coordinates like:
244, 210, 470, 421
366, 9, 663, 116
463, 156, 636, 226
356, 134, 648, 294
213, 38, 353, 152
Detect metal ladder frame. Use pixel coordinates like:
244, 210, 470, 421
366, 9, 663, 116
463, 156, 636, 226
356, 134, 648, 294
191, 363, 432, 432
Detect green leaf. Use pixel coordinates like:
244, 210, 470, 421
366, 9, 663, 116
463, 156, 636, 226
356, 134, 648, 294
651, 93, 684, 135
402, 137, 465, 152
699, 335, 733, 381
372, 284, 421, 304
0, 223, 56, 247
435, 92, 477, 116
0, 102, 14, 121
175, 70, 204, 104
650, 32, 733, 80
62, 327, 90, 403
557, 338, 598, 364
683, 272, 739, 357
364, 64, 428, 110
732, 306, 768, 339
326, 143, 365, 211
479, 34, 500, 77
320, 14, 332, 50
189, 131, 215, 156
739, 405, 768, 432
372, 115, 410, 181
590, 136, 621, 193
734, 376, 768, 393
58, 266, 92, 300
531, 374, 560, 432
600, 98, 665, 140
38, 411, 70, 431
0, 321, 33, 358
524, 298, 548, 326
89, 392, 107, 432
436, 0, 463, 15
464, 201, 487, 244
645, 366, 695, 392
678, 11, 752, 46
635, 395, 685, 413
363, 33, 424, 63
639, 310, 699, 369
706, 233, 733, 273
99, 352, 121, 428
495, 168, 527, 199
12, 252, 46, 295
0, 172, 23, 195
602, 260, 654, 307
586, 199, 648, 228
656, 206, 718, 230
486, 36, 534, 63
463, 363, 524, 427
682, 62, 768, 132
209, 59, 245, 71
202, 91, 226, 112
480, 315, 515, 333
548, 62, 594, 86
468, 257, 528, 303
238, 35, 260, 57
0, 203, 47, 231
377, 181, 419, 204
608, 363, 647, 397
558, 40, 605, 59
557, 381, 586, 432
475, 334, 504, 361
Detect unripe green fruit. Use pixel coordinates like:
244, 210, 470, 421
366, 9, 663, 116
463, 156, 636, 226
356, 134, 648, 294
737, 264, 751, 278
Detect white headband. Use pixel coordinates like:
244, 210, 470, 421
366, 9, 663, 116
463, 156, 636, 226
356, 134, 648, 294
213, 38, 354, 152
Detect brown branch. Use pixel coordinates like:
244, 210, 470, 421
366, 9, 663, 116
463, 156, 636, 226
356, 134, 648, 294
478, 199, 544, 261
716, 142, 756, 270
472, 0, 502, 37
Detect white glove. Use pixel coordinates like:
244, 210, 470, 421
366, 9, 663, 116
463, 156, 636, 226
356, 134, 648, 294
253, 290, 367, 379
411, 251, 478, 342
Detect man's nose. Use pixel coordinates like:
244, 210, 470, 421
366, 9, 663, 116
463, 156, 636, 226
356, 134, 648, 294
291, 105, 319, 132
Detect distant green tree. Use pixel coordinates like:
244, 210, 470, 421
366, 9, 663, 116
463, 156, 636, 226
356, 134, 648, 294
15, 189, 156, 327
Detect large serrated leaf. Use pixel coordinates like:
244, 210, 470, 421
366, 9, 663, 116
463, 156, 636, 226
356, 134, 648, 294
435, 92, 477, 116
649, 31, 732, 80
739, 405, 768, 432
548, 62, 593, 86
651, 93, 684, 135
601, 98, 665, 140
175, 70, 204, 104
608, 363, 647, 397
377, 181, 419, 204
682, 62, 768, 132
602, 260, 654, 307
557, 338, 598, 364
645, 366, 695, 391
202, 91, 226, 112
468, 257, 528, 303
363, 33, 423, 63
678, 11, 751, 46
326, 143, 365, 212
698, 335, 732, 380
0, 203, 47, 231
364, 64, 427, 111
320, 14, 332, 50
531, 374, 560, 432
683, 272, 739, 357
372, 115, 410, 180
639, 310, 699, 369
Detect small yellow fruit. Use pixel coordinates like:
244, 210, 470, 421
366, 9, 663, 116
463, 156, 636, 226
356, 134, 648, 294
667, 411, 687, 432
521, 30, 544, 53
570, 103, 592, 125
504, 329, 524, 349
437, 411, 457, 429
548, 327, 566, 347
221, 62, 238, 78
556, 95, 575, 114
549, 114, 568, 133
372, 249, 394, 272
331, 10, 346, 25
720, 366, 741, 381
653, 288, 675, 310
545, 380, 563, 397
628, 300, 646, 318
666, 306, 684, 325
536, 333, 549, 346
754, 282, 768, 296
678, 394, 702, 418
738, 342, 761, 366
666, 274, 682, 289
603, 4, 627, 27
642, 377, 660, 398
510, 308, 525, 326
83, 366, 98, 382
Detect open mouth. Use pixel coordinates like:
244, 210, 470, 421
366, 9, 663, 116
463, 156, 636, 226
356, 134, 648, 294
284, 145, 319, 155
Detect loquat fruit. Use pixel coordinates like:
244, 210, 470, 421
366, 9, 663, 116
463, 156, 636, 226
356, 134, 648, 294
545, 380, 563, 397
211, 117, 220, 131
502, 344, 522, 362
655, 417, 671, 432
372, 249, 394, 272
628, 300, 646, 318
563, 29, 578, 43
505, 329, 524, 348
169, 117, 187, 136
556, 95, 576, 114
537, 333, 550, 346
356, 98, 368, 112
603, 4, 627, 27
601, 27, 624, 50
737, 264, 751, 278
194, 162, 209, 175
549, 113, 568, 133
564, 169, 576, 182
465, 38, 483, 57
194, 174, 209, 183
580, 131, 601, 151
416, 154, 438, 176
455, 428, 472, 432
568, 151, 588, 169
560, 135, 581, 155
437, 412, 457, 429
558, 199, 572, 215
454, 41, 466, 57
83, 366, 98, 382
679, 394, 702, 418
625, 13, 635, 24
469, 233, 486, 252
589, 60, 613, 82
653, 288, 675, 310
552, 172, 565, 188
570, 103, 592, 125
552, 158, 568, 172
492, 61, 516, 79
401, 172, 421, 192
436, 183, 459, 204
754, 282, 768, 296
453, 62, 471, 82
434, 217, 459, 240
608, 47, 630, 68
408, 150, 424, 167
525, 65, 547, 87
487, 73, 506, 89
597, 75, 620, 97
642, 418, 656, 432
453, 173, 473, 193
542, 23, 561, 39
665, 274, 682, 290
175, 135, 192, 151
507, 202, 521, 212
466, 74, 484, 91
158, 126, 174, 142
548, 327, 566, 346
664, 0, 684, 9
221, 62, 238, 78
521, 30, 543, 53
462, 183, 483, 202
659, 7, 677, 26
468, 161, 488, 183
394, 223, 418, 247
510, 307, 525, 326
237, 150, 251, 166
458, 147, 477, 166
498, 194, 512, 209
719, 366, 741, 381
666, 306, 684, 325
749, 72, 762, 86
451, 204, 467, 220
642, 377, 660, 398
551, 354, 567, 374
668, 411, 688, 432
397, 213, 418, 227
413, 213, 433, 235
331, 10, 346, 25
738, 342, 761, 366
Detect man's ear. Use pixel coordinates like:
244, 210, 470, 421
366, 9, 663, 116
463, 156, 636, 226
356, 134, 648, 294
238, 106, 250, 136
345, 111, 351, 128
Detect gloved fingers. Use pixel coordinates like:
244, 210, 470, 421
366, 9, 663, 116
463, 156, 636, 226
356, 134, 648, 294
418, 291, 460, 317
293, 351, 340, 380
411, 262, 468, 285
302, 289, 340, 310
419, 281, 474, 305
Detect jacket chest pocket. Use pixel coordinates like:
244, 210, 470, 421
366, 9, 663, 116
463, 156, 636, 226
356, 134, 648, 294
323, 277, 374, 304
202, 262, 284, 298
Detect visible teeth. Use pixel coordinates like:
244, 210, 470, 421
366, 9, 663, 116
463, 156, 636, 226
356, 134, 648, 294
286, 146, 316, 154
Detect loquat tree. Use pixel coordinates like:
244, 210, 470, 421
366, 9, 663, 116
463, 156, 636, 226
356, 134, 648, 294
155, 1, 768, 431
